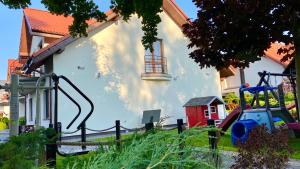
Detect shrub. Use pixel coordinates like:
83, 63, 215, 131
19, 117, 26, 126
285, 92, 294, 103
64, 129, 221, 169
231, 125, 292, 169
0, 128, 55, 169
0, 117, 9, 128
224, 93, 240, 112
0, 122, 7, 130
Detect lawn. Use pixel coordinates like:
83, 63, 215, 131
289, 138, 300, 159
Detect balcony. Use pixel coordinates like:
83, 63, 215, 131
141, 55, 171, 81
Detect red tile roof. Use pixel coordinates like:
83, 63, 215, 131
7, 59, 23, 81
24, 8, 97, 35
25, 0, 190, 72
264, 43, 292, 67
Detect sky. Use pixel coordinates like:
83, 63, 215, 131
0, 0, 197, 80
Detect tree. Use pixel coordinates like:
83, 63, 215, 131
1, 0, 163, 51
183, 0, 300, 117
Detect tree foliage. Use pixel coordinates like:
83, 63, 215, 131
1, 0, 163, 51
183, 0, 300, 70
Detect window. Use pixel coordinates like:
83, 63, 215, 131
204, 106, 217, 118
144, 39, 167, 74
44, 90, 50, 120
204, 109, 209, 118
211, 106, 217, 113
29, 98, 33, 121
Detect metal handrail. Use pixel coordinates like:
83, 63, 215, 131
57, 75, 94, 130
57, 86, 81, 129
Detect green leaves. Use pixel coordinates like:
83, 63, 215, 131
111, 0, 163, 51
0, 128, 52, 169
0, 0, 31, 9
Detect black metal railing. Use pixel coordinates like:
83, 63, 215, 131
144, 55, 168, 74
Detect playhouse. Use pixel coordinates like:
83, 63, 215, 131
183, 96, 225, 127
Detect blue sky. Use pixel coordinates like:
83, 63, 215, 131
0, 0, 197, 80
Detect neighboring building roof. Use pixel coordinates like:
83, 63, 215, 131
7, 59, 23, 81
264, 43, 293, 68
0, 80, 9, 104
24, 8, 97, 36
19, 8, 102, 60
24, 0, 189, 72
183, 96, 224, 107
220, 66, 236, 78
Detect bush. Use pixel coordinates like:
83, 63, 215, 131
0, 122, 7, 130
285, 92, 294, 103
231, 125, 292, 169
0, 128, 55, 169
224, 93, 240, 112
0, 117, 9, 128
19, 117, 26, 126
64, 129, 221, 169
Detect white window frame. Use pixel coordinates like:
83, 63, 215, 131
210, 106, 217, 114
144, 39, 167, 74
29, 98, 33, 121
44, 90, 50, 120
204, 109, 209, 118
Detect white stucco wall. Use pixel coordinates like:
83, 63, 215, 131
3, 106, 10, 118
244, 57, 285, 86
19, 101, 25, 117
222, 57, 285, 95
221, 69, 241, 95
51, 11, 222, 132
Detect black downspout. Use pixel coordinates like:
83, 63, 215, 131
53, 75, 59, 132
49, 76, 53, 128
24, 95, 27, 125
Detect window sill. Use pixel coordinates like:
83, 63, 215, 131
141, 73, 172, 81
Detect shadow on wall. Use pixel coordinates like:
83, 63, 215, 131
54, 12, 221, 130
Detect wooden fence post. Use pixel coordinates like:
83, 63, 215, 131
9, 74, 19, 136
45, 128, 57, 168
177, 119, 184, 134
145, 122, 154, 132
81, 123, 86, 150
115, 120, 121, 149
207, 119, 217, 150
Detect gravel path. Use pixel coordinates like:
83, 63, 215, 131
221, 151, 300, 169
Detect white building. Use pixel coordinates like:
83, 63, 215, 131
18, 0, 223, 132
0, 80, 9, 118
220, 43, 291, 96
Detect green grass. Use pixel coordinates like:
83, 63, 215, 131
289, 138, 300, 159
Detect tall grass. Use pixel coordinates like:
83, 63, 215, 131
62, 128, 222, 169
